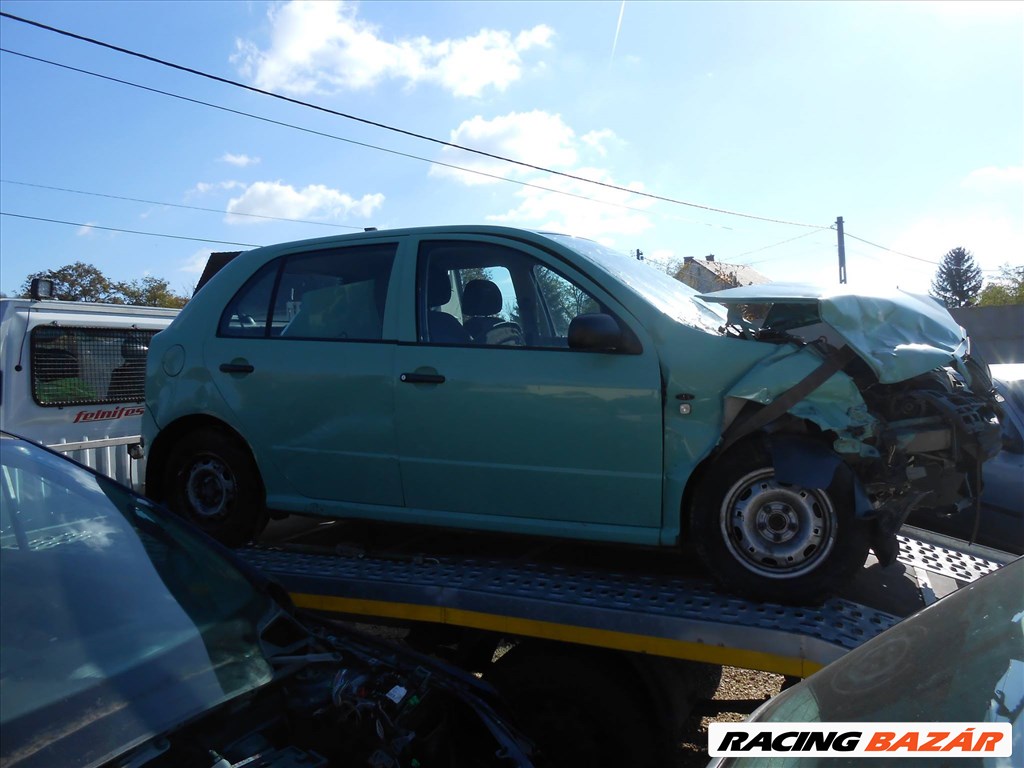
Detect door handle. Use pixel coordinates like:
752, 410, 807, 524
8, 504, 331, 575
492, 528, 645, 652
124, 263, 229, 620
400, 372, 445, 384
220, 362, 255, 374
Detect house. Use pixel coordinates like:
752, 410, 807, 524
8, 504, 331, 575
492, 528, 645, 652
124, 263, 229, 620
673, 255, 771, 293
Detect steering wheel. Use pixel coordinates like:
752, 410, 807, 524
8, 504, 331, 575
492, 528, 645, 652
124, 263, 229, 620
484, 322, 525, 346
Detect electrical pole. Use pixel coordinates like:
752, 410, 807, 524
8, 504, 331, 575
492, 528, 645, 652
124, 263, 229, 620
836, 216, 847, 284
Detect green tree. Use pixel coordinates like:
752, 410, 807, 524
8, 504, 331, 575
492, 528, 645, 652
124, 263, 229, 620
977, 264, 1024, 307
20, 261, 116, 302
116, 275, 189, 308
930, 247, 983, 308
20, 262, 189, 307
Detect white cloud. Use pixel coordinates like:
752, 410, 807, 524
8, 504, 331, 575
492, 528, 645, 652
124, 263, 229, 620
190, 180, 246, 196
430, 111, 648, 241
221, 153, 261, 167
961, 165, 1024, 191
76, 222, 98, 237
225, 180, 384, 224
233, 0, 552, 97
581, 129, 618, 158
431, 111, 579, 186
486, 167, 654, 242
181, 249, 213, 274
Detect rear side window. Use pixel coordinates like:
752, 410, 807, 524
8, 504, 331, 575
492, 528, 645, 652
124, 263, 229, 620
219, 243, 397, 341
31, 326, 159, 407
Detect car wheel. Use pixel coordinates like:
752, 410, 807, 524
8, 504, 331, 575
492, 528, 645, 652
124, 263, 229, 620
691, 442, 870, 603
164, 428, 268, 546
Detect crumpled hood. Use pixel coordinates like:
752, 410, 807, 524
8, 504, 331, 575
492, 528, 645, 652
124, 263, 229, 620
698, 283, 969, 384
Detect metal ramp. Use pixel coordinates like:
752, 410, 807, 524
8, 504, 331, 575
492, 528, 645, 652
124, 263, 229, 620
238, 524, 1015, 678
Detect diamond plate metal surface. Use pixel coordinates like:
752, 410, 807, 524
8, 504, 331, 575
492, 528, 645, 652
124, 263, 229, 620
896, 534, 1004, 583
239, 547, 901, 652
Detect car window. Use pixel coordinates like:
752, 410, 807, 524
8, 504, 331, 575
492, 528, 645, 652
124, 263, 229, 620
416, 240, 606, 349
219, 243, 397, 340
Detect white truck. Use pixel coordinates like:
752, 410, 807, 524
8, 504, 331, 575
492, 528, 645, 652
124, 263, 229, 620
0, 296, 179, 488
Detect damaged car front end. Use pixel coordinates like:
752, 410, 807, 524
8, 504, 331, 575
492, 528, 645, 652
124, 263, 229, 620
693, 284, 1002, 597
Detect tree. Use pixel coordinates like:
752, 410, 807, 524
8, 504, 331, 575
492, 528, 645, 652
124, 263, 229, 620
930, 247, 983, 308
977, 264, 1024, 307
116, 275, 189, 308
20, 262, 189, 307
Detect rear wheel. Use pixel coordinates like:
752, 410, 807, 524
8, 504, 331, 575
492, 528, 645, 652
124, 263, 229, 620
691, 442, 870, 603
163, 428, 267, 545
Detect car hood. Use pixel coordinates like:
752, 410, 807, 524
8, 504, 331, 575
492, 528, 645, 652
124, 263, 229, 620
698, 283, 969, 384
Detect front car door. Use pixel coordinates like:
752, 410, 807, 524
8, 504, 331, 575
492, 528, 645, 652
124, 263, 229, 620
394, 235, 664, 543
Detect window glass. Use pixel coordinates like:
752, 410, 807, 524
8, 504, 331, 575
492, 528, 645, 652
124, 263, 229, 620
417, 240, 606, 349
218, 260, 278, 337
31, 326, 160, 407
533, 265, 601, 338
219, 244, 396, 341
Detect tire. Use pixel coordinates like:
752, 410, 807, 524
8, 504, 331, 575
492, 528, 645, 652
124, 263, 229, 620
163, 428, 268, 546
485, 644, 664, 768
690, 441, 870, 604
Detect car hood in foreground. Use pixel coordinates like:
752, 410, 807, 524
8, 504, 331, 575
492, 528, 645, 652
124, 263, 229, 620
699, 283, 969, 384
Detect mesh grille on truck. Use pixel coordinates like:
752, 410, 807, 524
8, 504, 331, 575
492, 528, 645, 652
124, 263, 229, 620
31, 326, 160, 407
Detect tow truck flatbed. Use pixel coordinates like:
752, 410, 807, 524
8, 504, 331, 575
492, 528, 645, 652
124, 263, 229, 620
239, 523, 1014, 678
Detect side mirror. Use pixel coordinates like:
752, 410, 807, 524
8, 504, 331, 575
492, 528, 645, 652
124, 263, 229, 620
568, 313, 639, 353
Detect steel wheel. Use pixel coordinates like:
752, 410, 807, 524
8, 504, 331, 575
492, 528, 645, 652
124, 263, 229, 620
183, 455, 237, 522
164, 427, 268, 545
721, 468, 837, 579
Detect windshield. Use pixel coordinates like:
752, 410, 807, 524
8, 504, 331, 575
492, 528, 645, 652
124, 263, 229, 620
0, 436, 276, 768
723, 559, 1024, 767
544, 233, 726, 334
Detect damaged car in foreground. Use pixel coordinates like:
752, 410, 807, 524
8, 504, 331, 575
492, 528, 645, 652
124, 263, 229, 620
141, 226, 1001, 604
0, 433, 536, 768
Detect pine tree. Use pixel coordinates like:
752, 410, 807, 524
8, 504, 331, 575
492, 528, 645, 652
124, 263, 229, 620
930, 247, 983, 308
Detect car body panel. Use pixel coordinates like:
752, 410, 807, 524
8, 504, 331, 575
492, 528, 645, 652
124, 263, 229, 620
699, 283, 969, 384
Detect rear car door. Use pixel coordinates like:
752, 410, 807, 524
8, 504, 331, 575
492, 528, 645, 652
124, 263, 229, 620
205, 240, 402, 506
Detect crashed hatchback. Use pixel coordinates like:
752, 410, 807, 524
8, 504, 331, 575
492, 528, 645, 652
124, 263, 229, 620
142, 226, 1001, 602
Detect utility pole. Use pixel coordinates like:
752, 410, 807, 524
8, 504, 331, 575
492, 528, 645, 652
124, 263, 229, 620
836, 216, 847, 284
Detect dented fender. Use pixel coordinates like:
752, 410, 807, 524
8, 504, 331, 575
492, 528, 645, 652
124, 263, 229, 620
725, 345, 879, 456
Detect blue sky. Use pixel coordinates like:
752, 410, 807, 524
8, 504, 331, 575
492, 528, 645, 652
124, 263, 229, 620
1, 0, 1021, 298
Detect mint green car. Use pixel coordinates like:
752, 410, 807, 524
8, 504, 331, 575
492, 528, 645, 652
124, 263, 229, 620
143, 226, 1001, 602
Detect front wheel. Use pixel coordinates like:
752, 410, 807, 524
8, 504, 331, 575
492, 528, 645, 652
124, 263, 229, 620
163, 428, 268, 546
690, 443, 870, 604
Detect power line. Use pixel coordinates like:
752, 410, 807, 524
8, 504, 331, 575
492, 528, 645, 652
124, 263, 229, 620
0, 179, 364, 229
840, 230, 939, 265
732, 228, 827, 260
0, 212, 261, 247
0, 11, 825, 229
0, 47, 663, 222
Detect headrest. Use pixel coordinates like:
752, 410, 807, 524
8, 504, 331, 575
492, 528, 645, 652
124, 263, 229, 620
462, 279, 502, 316
427, 267, 452, 308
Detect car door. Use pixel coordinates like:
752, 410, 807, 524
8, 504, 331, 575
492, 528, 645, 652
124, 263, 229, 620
394, 236, 665, 538
205, 240, 403, 507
